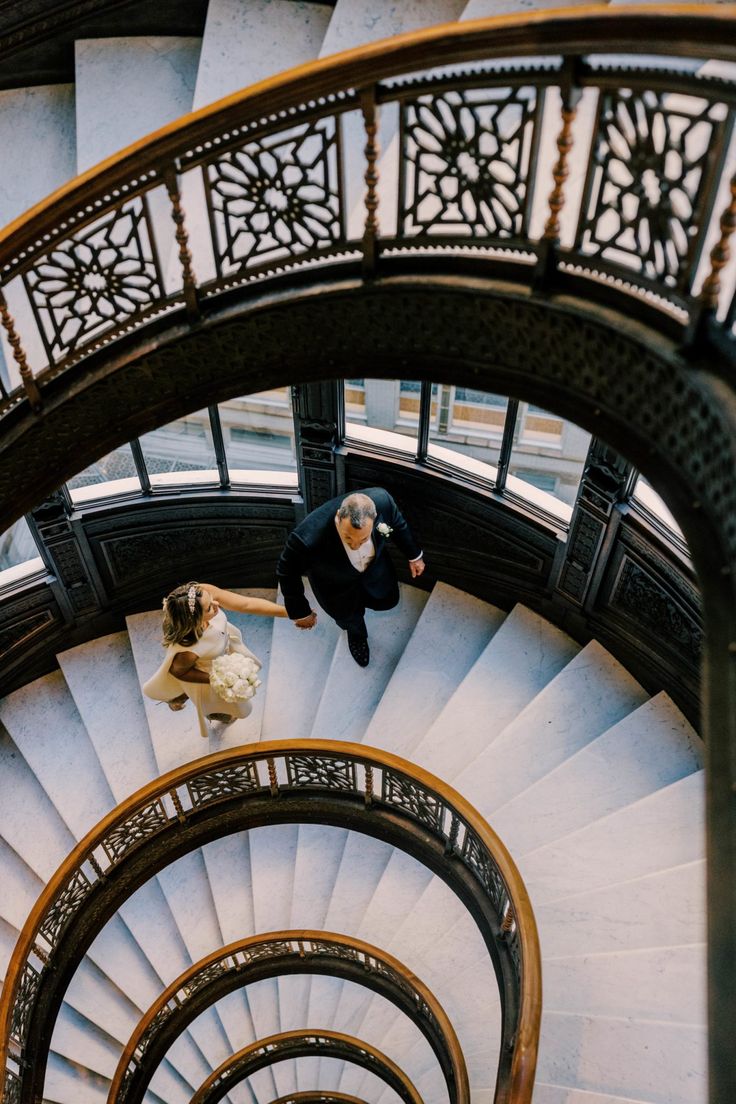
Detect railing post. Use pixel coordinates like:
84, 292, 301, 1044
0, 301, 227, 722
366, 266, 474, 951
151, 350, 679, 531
359, 85, 380, 279
0, 288, 41, 410
534, 60, 582, 291
163, 164, 201, 322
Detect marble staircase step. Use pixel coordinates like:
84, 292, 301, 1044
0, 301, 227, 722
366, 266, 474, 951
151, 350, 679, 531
491, 693, 703, 857
532, 1087, 654, 1104
0, 85, 76, 227
58, 630, 159, 803
320, 0, 465, 57
0, 670, 116, 840
74, 36, 200, 173
535, 860, 706, 959
537, 1011, 706, 1104
362, 581, 505, 757
520, 769, 706, 905
310, 584, 428, 743
543, 943, 706, 1025
261, 581, 340, 742
412, 603, 579, 782
193, 0, 332, 110
49, 1002, 123, 1081
453, 640, 649, 817
43, 1050, 112, 1104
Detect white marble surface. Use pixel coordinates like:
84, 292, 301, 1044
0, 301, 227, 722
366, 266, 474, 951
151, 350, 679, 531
0, 836, 44, 933
453, 639, 648, 817
75, 36, 200, 172
537, 1011, 706, 1104
543, 943, 707, 1025
413, 603, 579, 781
58, 630, 159, 802
201, 831, 256, 941
59, 957, 139, 1054
0, 670, 115, 841
49, 1001, 120, 1078
521, 769, 705, 904
362, 581, 504, 756
0, 84, 76, 225
320, 0, 465, 56
532, 1088, 655, 1104
462, 0, 593, 16
249, 821, 300, 932
44, 1050, 110, 1103
322, 832, 394, 934
310, 583, 427, 743
535, 860, 706, 958
491, 692, 702, 856
261, 581, 340, 741
290, 822, 347, 928
193, 0, 331, 110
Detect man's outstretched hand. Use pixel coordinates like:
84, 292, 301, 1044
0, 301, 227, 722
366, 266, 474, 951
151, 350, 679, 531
294, 611, 318, 630
409, 557, 426, 579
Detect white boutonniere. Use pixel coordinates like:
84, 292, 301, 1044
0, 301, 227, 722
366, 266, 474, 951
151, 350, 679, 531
376, 522, 393, 538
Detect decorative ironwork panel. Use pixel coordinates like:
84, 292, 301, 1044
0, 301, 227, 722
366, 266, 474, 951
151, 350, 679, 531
37, 867, 93, 949
23, 197, 164, 362
184, 958, 230, 999
9, 962, 41, 1046
101, 799, 169, 864
461, 829, 507, 915
243, 939, 295, 963
4, 1070, 21, 1104
285, 753, 356, 790
187, 762, 261, 807
576, 88, 728, 288
206, 118, 342, 275
136, 1003, 175, 1059
400, 86, 539, 239
382, 769, 444, 834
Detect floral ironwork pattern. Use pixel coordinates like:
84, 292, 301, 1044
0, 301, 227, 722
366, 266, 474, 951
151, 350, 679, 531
9, 962, 41, 1046
4, 1070, 20, 1104
206, 119, 343, 275
461, 829, 508, 920
286, 753, 356, 790
400, 86, 539, 239
101, 799, 169, 863
37, 867, 93, 949
186, 762, 260, 807
576, 88, 730, 287
382, 768, 444, 834
23, 198, 163, 362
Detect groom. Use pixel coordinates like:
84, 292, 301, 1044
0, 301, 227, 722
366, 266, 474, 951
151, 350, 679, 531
276, 488, 425, 666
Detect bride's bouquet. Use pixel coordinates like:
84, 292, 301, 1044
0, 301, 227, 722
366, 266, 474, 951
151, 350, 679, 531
210, 653, 261, 703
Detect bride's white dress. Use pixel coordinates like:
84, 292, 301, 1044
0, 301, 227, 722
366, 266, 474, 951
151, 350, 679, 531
143, 608, 261, 737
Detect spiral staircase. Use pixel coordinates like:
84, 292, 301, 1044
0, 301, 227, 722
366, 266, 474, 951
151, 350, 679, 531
0, 2, 729, 1103
0, 581, 706, 1103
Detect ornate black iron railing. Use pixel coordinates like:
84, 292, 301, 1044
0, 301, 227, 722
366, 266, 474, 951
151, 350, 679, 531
0, 741, 540, 1104
190, 1030, 421, 1104
0, 9, 735, 418
109, 931, 468, 1104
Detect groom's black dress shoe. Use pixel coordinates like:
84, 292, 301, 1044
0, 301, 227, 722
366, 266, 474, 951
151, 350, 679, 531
347, 632, 370, 667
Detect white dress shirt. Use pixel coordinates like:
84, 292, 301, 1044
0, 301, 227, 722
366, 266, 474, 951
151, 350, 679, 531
335, 516, 376, 572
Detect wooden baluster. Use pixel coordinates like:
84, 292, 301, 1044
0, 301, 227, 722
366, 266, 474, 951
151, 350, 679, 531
267, 757, 279, 796
163, 165, 200, 321
170, 788, 186, 824
700, 171, 736, 312
364, 764, 374, 807
360, 86, 380, 279
0, 289, 41, 410
543, 103, 578, 245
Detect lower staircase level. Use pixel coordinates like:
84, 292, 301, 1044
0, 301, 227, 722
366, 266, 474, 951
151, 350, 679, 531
0, 581, 706, 1104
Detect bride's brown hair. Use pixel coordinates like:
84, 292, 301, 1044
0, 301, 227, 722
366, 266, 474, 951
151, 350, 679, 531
161, 582, 205, 647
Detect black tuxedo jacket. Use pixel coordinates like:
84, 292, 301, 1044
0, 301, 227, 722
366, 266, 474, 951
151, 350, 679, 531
276, 487, 422, 621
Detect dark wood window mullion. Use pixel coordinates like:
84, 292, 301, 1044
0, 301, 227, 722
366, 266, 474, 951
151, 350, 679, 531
208, 405, 230, 489
417, 381, 433, 461
129, 438, 152, 495
495, 399, 519, 493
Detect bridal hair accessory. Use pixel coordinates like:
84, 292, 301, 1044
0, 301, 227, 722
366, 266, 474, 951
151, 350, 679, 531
187, 585, 197, 613
376, 522, 393, 537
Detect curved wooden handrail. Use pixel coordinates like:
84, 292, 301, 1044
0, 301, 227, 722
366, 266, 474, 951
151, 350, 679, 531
188, 1029, 423, 1104
266, 1095, 368, 1104
0, 740, 540, 1104
108, 930, 468, 1104
0, 6, 734, 418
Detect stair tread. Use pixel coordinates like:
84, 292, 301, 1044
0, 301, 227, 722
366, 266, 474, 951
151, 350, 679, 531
412, 603, 579, 780
310, 584, 428, 743
362, 580, 505, 756
492, 692, 703, 857
0, 84, 76, 226
320, 0, 466, 56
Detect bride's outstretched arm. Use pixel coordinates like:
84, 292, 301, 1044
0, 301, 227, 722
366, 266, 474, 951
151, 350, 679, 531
198, 583, 288, 618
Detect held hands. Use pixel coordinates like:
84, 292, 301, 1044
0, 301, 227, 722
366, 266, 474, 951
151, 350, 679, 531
409, 557, 426, 579
294, 610, 318, 630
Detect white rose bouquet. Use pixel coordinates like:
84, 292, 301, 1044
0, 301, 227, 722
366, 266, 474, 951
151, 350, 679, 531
210, 653, 261, 703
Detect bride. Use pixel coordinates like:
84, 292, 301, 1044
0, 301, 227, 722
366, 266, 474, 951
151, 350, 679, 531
143, 581, 287, 736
